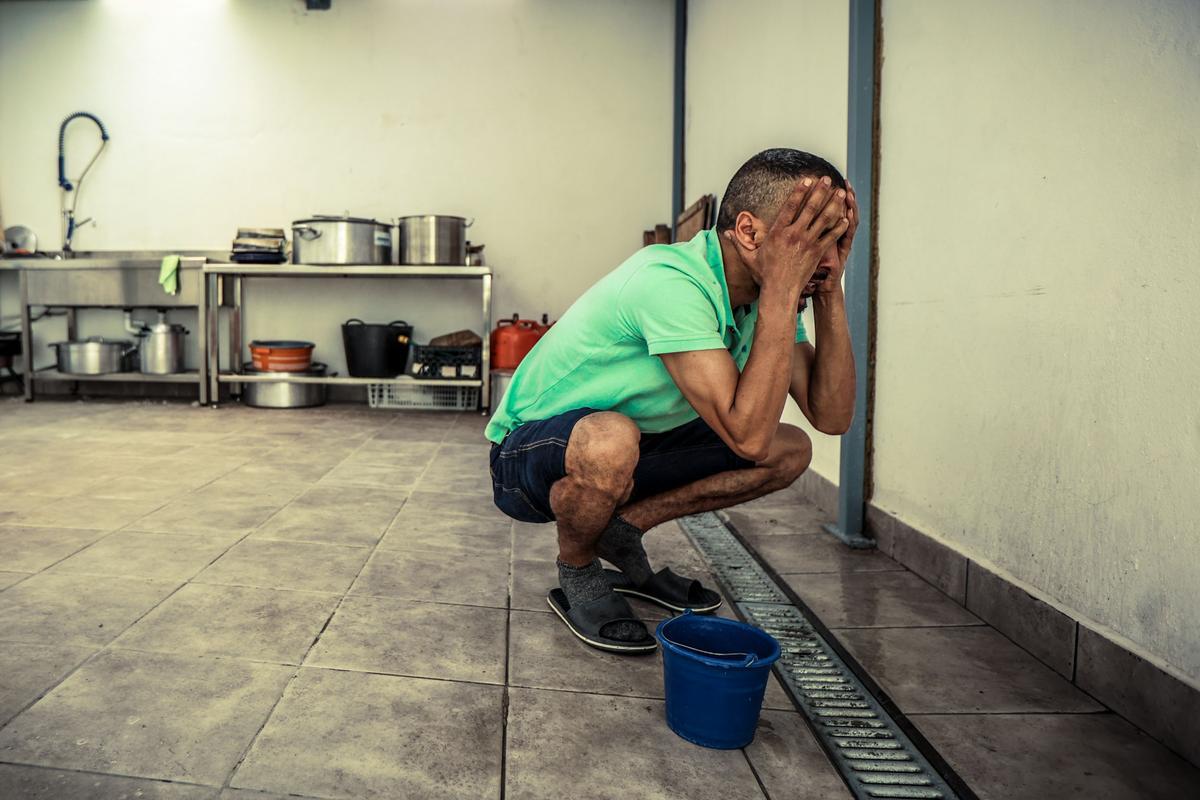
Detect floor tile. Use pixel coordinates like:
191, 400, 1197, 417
442, 414, 491, 445
306, 595, 508, 684
0, 570, 31, 590
508, 609, 665, 698
788, 570, 982, 628
131, 492, 291, 535
354, 435, 444, 454
88, 476, 198, 504
505, 687, 765, 800
0, 642, 95, 725
0, 526, 110, 572
48, 531, 233, 581
195, 539, 369, 593
746, 532, 904, 574
0, 572, 179, 646
218, 786, 324, 800
403, 489, 506, 520
510, 558, 561, 612
745, 709, 849, 799
379, 510, 510, 554
725, 501, 830, 536
511, 520, 558, 561
6, 496, 163, 531
217, 459, 339, 486
911, 712, 1200, 799
350, 547, 509, 607
113, 583, 340, 664
231, 668, 503, 800
250, 484, 408, 547
0, 764, 218, 800
219, 789, 324, 800
417, 453, 494, 497
837, 626, 1104, 713
317, 460, 426, 488
368, 424, 449, 444
0, 650, 293, 785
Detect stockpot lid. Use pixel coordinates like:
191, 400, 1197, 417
50, 337, 135, 347
293, 215, 388, 227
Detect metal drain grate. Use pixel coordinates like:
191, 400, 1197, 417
677, 512, 961, 800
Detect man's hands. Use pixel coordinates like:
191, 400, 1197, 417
723, 176, 849, 296
812, 180, 859, 295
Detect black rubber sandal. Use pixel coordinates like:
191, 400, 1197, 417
605, 567, 723, 614
546, 588, 658, 654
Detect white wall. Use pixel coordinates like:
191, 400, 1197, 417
685, 0, 850, 484
874, 0, 1200, 681
0, 0, 674, 373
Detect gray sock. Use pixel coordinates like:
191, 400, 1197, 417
556, 558, 647, 643
595, 515, 654, 586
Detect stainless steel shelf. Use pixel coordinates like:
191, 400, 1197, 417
34, 368, 202, 384
203, 263, 492, 278
217, 372, 482, 387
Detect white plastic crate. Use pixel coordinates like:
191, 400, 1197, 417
367, 382, 480, 411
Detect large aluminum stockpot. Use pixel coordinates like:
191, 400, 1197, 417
292, 215, 392, 265
397, 215, 470, 265
50, 338, 138, 375
241, 362, 329, 409
139, 321, 188, 375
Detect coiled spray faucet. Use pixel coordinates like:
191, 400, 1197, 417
58, 111, 110, 252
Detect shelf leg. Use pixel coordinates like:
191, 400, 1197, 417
481, 273, 492, 414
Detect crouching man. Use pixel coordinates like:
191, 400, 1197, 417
486, 149, 858, 653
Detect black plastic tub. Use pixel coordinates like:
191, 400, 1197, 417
341, 319, 413, 378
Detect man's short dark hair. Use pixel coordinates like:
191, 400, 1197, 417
716, 148, 846, 232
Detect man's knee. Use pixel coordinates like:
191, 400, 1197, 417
766, 424, 812, 487
565, 411, 641, 496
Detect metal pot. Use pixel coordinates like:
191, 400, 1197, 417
139, 321, 188, 375
397, 215, 471, 265
292, 215, 392, 265
241, 362, 330, 408
50, 338, 138, 375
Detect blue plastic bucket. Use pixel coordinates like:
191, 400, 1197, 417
655, 611, 781, 749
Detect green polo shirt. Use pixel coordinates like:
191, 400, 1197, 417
484, 229, 807, 443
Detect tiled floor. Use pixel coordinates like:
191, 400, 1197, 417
2, 401, 1199, 799
0, 400, 840, 799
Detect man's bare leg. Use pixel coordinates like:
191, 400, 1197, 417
618, 423, 811, 533
545, 411, 651, 644
548, 411, 640, 566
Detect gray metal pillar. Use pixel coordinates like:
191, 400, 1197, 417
671, 0, 687, 228
823, 0, 878, 549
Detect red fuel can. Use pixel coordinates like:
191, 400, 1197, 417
491, 314, 551, 370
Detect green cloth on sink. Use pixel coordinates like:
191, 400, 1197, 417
159, 255, 180, 295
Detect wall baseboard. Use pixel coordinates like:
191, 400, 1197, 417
787, 478, 1200, 771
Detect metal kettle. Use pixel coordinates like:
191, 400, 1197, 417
128, 311, 188, 375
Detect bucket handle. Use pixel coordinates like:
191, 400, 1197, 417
387, 320, 410, 327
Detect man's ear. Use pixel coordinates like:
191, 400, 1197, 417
732, 211, 762, 251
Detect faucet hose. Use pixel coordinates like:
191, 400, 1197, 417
58, 111, 110, 191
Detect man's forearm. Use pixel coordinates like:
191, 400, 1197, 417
809, 287, 856, 433
727, 282, 802, 459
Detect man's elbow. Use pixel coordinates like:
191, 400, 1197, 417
812, 405, 855, 436
729, 436, 771, 464
814, 418, 852, 436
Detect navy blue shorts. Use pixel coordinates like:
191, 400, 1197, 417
489, 408, 757, 523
